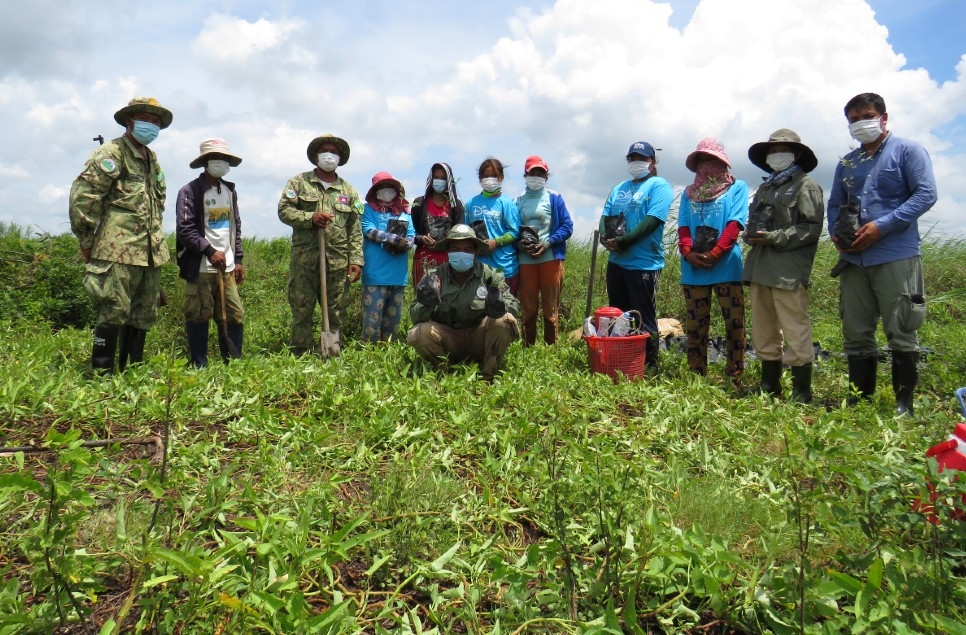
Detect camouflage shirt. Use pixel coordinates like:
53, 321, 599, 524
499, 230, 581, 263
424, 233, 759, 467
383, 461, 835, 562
277, 171, 364, 270
69, 135, 170, 267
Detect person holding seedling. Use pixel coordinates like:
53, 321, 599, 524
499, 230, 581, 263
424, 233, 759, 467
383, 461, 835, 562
464, 158, 521, 295
598, 141, 674, 372
411, 162, 464, 288
69, 97, 173, 374
827, 92, 937, 415
677, 137, 748, 392
175, 138, 246, 367
360, 172, 415, 343
514, 155, 573, 346
407, 224, 520, 381
278, 134, 364, 356
742, 129, 825, 403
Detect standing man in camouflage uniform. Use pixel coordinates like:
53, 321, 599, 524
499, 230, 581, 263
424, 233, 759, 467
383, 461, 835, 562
69, 97, 173, 373
278, 134, 364, 355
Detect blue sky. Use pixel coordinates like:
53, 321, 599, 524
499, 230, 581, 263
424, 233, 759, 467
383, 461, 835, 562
0, 0, 963, 240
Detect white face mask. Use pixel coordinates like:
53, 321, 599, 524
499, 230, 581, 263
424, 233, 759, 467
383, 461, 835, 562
431, 179, 447, 193
627, 160, 651, 179
849, 118, 883, 144
376, 187, 396, 203
206, 159, 230, 178
765, 151, 795, 172
317, 152, 340, 171
525, 176, 547, 191
480, 177, 501, 193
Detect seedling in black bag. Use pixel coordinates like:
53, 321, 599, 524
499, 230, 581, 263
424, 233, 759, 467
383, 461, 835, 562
603, 213, 625, 240
484, 281, 505, 318
470, 220, 488, 240
386, 218, 409, 254
746, 202, 775, 237
519, 225, 541, 255
835, 203, 861, 249
693, 225, 720, 253
416, 272, 441, 307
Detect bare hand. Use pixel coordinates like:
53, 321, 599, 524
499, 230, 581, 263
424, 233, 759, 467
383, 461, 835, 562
209, 250, 227, 271
80, 247, 92, 263
529, 241, 548, 257
601, 238, 620, 252
312, 211, 334, 228
422, 235, 436, 248
234, 263, 245, 285
348, 264, 362, 282
685, 252, 713, 269
847, 221, 881, 252
486, 238, 498, 253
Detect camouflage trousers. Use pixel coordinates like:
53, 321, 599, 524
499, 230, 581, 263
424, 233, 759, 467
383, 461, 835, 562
288, 247, 350, 350
83, 259, 162, 330
183, 272, 245, 324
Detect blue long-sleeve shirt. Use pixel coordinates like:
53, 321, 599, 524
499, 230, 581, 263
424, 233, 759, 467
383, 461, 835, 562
827, 133, 937, 266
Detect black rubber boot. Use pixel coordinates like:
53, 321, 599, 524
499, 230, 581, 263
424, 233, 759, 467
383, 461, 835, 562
186, 322, 209, 368
91, 325, 119, 374
758, 359, 783, 397
892, 351, 919, 416
847, 355, 877, 405
220, 324, 243, 363
117, 326, 132, 372
790, 364, 813, 404
119, 327, 147, 371
645, 332, 659, 375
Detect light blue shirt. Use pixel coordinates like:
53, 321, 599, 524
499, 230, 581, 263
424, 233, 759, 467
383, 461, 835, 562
678, 181, 748, 285
361, 205, 416, 286
601, 176, 674, 271
465, 193, 521, 278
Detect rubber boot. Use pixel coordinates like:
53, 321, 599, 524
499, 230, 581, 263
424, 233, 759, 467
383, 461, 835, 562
220, 324, 243, 363
645, 332, 659, 375
117, 326, 132, 372
758, 359, 783, 397
847, 355, 877, 405
790, 364, 813, 404
892, 351, 919, 416
119, 327, 147, 371
91, 325, 119, 374
186, 322, 209, 368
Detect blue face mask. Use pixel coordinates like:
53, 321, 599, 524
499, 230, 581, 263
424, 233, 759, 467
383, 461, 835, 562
448, 251, 475, 273
131, 120, 160, 145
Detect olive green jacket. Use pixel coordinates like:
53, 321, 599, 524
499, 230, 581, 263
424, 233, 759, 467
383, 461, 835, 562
411, 261, 520, 329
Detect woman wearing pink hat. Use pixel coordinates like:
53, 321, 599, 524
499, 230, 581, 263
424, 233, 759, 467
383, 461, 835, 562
677, 137, 749, 391
361, 172, 415, 342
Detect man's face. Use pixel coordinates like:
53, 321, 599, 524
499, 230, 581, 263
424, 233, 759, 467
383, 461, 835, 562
128, 113, 162, 129
447, 239, 477, 255
319, 142, 341, 158
846, 104, 887, 127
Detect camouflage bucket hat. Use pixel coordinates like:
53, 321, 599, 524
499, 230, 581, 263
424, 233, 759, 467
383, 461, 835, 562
113, 97, 173, 129
307, 134, 350, 166
436, 224, 491, 255
747, 128, 818, 173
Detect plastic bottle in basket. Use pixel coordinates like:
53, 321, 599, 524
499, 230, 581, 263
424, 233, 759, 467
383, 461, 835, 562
610, 312, 633, 337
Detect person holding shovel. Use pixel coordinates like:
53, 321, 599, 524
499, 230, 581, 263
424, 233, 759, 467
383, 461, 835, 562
278, 134, 364, 356
361, 172, 415, 343
69, 97, 173, 374
407, 224, 520, 382
175, 138, 245, 367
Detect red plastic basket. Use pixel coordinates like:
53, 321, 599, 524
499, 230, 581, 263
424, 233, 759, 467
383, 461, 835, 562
583, 333, 649, 381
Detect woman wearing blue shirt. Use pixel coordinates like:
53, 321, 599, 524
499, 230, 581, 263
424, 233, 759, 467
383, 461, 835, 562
361, 172, 415, 342
464, 158, 521, 295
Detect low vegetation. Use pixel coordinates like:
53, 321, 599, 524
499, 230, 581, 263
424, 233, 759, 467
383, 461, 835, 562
1, 222, 965, 633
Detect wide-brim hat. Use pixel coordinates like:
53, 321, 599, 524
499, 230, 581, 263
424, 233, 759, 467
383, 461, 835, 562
685, 137, 731, 172
189, 138, 243, 169
114, 97, 173, 129
748, 128, 818, 173
366, 171, 405, 200
436, 224, 491, 255
306, 134, 350, 166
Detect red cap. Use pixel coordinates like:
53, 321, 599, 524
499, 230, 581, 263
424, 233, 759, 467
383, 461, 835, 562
524, 155, 549, 174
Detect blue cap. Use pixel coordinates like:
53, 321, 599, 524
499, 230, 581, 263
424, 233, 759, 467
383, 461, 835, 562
626, 141, 656, 159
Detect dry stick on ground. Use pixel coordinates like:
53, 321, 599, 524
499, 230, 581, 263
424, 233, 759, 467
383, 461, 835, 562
0, 436, 163, 457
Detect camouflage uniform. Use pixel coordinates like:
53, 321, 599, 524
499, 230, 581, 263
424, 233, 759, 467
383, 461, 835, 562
70, 134, 169, 330
278, 171, 364, 351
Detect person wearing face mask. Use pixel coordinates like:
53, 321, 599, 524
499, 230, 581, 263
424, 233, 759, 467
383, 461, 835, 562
514, 155, 573, 346
827, 93, 937, 415
278, 134, 364, 355
175, 138, 246, 367
407, 224, 520, 381
677, 138, 748, 392
742, 129, 824, 402
464, 158, 522, 295
69, 97, 174, 374
411, 163, 465, 287
360, 172, 416, 343
598, 141, 674, 372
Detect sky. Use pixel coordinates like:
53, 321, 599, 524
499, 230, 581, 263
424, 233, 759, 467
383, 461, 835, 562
1, 0, 964, 242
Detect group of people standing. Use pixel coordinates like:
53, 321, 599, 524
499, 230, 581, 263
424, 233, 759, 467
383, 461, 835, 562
69, 91, 936, 412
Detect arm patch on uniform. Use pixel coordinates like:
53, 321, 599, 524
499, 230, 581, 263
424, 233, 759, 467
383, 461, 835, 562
99, 158, 118, 174
285, 189, 297, 200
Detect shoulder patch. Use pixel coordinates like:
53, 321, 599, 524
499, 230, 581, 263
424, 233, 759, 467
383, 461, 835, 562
285, 189, 297, 200
99, 158, 117, 173
353, 200, 364, 212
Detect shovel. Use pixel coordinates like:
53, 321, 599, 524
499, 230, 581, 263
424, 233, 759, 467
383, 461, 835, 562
318, 229, 341, 358
216, 271, 240, 359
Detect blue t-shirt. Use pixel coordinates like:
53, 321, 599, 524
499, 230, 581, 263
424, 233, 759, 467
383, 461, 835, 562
361, 205, 416, 287
601, 176, 674, 271
464, 193, 521, 278
678, 181, 748, 285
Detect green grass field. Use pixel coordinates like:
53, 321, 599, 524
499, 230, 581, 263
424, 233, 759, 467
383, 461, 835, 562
1, 223, 965, 633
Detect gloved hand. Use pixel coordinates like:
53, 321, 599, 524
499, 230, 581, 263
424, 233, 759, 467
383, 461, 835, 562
416, 273, 441, 307
484, 281, 506, 318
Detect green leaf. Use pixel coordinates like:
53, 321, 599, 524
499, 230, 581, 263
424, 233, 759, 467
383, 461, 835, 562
142, 574, 179, 589
98, 618, 117, 635
430, 542, 460, 572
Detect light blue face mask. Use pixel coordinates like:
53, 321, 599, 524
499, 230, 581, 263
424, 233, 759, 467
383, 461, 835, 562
432, 179, 447, 193
131, 120, 160, 145
447, 251, 475, 273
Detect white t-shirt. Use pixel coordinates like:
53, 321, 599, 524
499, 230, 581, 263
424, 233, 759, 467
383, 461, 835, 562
200, 184, 235, 274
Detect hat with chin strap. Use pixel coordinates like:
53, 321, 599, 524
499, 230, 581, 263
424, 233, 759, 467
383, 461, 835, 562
747, 128, 818, 173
